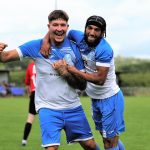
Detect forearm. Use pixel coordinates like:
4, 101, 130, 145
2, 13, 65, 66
69, 69, 105, 85
0, 52, 11, 62
40, 31, 51, 58
63, 72, 86, 90
82, 72, 105, 85
56, 65, 86, 90
70, 73, 87, 91
0, 50, 20, 62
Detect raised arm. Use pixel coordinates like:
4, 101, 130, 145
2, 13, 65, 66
40, 30, 84, 58
0, 43, 20, 62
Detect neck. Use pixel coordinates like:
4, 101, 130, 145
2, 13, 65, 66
51, 40, 64, 48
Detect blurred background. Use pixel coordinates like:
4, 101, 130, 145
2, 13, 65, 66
0, 0, 150, 96
0, 1, 150, 150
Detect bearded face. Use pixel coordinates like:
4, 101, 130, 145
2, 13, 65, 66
84, 25, 103, 47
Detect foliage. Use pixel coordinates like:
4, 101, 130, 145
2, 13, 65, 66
0, 59, 31, 86
120, 72, 150, 87
115, 56, 150, 87
1, 56, 150, 86
9, 70, 26, 86
3, 59, 30, 70
115, 56, 150, 72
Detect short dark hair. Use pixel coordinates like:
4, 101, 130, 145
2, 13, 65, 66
48, 10, 69, 22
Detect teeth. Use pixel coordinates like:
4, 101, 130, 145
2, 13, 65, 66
89, 36, 95, 39
56, 34, 63, 36
55, 31, 64, 36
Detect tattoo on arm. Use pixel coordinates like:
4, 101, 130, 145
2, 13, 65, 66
56, 66, 87, 90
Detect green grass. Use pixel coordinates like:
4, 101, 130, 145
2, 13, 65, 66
0, 96, 150, 150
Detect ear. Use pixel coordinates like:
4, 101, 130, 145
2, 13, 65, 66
101, 32, 105, 37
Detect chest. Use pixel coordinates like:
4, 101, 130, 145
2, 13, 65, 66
80, 47, 97, 73
49, 47, 76, 65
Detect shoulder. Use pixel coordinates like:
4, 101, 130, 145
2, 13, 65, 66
69, 29, 84, 36
18, 39, 43, 58
19, 39, 42, 48
68, 30, 84, 44
95, 38, 114, 62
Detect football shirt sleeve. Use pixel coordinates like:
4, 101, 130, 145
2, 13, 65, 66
68, 30, 84, 44
95, 39, 113, 67
18, 39, 43, 58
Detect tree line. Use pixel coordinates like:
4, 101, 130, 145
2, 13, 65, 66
115, 56, 150, 87
0, 56, 150, 87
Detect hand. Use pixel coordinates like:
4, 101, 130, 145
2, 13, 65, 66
53, 60, 67, 70
0, 42, 8, 52
53, 60, 68, 76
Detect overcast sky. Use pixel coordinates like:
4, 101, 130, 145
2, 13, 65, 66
0, 0, 150, 59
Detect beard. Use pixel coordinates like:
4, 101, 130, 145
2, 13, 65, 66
84, 33, 102, 47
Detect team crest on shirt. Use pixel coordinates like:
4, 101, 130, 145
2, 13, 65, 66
49, 47, 75, 65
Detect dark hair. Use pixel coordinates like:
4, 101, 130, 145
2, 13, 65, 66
85, 15, 106, 37
48, 10, 69, 22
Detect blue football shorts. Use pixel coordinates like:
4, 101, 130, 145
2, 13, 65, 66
38, 106, 93, 148
91, 90, 125, 138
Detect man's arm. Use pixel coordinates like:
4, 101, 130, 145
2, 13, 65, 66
0, 49, 20, 62
53, 60, 87, 91
40, 30, 83, 58
0, 42, 20, 62
69, 72, 87, 91
40, 31, 51, 58
67, 65, 109, 85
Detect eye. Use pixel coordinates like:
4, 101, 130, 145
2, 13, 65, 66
95, 28, 101, 32
60, 23, 67, 27
52, 23, 58, 27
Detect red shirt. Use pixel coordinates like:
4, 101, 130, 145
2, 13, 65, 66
25, 62, 36, 92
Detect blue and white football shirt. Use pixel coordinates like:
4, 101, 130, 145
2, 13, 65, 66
17, 38, 84, 111
68, 30, 120, 99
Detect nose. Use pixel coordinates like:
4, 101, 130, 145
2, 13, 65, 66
89, 29, 95, 36
56, 25, 63, 31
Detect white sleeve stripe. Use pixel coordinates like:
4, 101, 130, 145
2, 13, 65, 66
80, 69, 86, 72
96, 62, 110, 67
16, 48, 23, 60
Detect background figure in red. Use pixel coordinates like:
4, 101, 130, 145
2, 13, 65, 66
22, 60, 36, 146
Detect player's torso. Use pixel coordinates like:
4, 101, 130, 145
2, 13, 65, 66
34, 41, 80, 110
78, 41, 119, 99
20, 39, 81, 110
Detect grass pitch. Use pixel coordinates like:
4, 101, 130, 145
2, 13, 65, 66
0, 96, 150, 150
